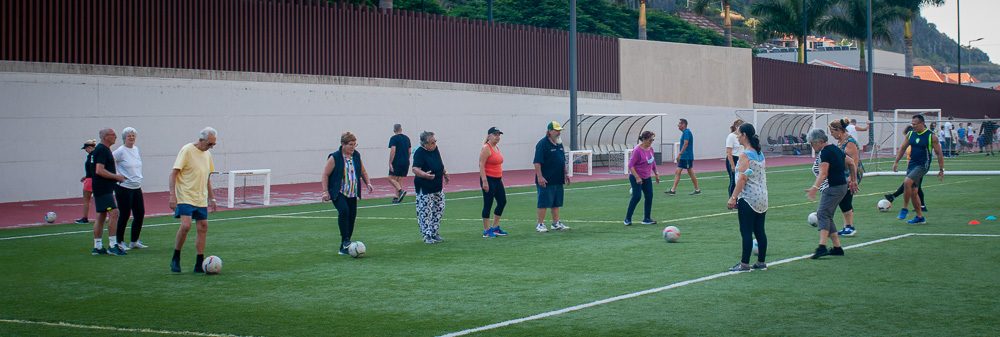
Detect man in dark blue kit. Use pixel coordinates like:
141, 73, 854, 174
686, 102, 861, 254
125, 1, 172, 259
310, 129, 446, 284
533, 121, 571, 233
892, 115, 945, 225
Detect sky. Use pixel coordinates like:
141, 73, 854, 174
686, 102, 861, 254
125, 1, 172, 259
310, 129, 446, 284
921, 1, 1000, 65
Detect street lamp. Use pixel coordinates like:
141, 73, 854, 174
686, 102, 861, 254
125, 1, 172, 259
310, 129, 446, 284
967, 37, 984, 47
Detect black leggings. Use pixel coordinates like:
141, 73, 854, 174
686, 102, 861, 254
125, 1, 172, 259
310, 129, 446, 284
332, 194, 358, 245
481, 177, 507, 219
726, 155, 739, 197
113, 186, 145, 242
626, 176, 653, 221
737, 199, 767, 264
839, 190, 854, 212
891, 184, 926, 206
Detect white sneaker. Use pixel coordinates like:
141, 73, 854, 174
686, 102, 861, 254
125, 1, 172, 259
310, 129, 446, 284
551, 222, 571, 230
117, 243, 130, 251
131, 241, 148, 249
535, 223, 549, 233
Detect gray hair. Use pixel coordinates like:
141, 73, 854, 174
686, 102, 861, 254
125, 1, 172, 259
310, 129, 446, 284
806, 128, 828, 144
419, 131, 435, 145
98, 127, 113, 139
393, 124, 402, 133
199, 127, 217, 140
122, 127, 137, 138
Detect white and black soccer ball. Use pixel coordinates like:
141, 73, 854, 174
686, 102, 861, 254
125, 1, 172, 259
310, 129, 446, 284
202, 255, 223, 274
877, 199, 892, 212
44, 211, 57, 223
348, 241, 366, 258
662, 226, 680, 243
807, 212, 819, 227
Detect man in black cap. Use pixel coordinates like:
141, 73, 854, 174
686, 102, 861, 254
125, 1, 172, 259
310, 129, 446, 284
76, 139, 97, 224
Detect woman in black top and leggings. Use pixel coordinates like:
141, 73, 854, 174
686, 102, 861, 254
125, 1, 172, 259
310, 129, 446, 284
322, 132, 373, 255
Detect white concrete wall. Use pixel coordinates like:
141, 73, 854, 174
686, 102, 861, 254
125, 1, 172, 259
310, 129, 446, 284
619, 39, 754, 108
0, 66, 747, 202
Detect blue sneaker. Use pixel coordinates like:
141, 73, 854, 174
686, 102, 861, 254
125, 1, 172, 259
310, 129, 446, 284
624, 219, 632, 226
897, 208, 909, 220
91, 247, 107, 256
907, 216, 926, 225
492, 226, 508, 236
483, 229, 496, 238
108, 245, 127, 256
838, 226, 856, 237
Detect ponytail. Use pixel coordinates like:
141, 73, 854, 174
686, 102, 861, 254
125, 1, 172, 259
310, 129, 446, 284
738, 123, 762, 154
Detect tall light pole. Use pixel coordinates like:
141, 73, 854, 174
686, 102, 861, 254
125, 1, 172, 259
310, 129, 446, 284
866, 0, 874, 146
488, 0, 493, 22
956, 0, 961, 85
569, 0, 579, 151
802, 0, 808, 63
962, 38, 984, 85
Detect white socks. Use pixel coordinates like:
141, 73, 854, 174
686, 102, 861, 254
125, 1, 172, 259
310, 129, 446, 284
94, 238, 102, 249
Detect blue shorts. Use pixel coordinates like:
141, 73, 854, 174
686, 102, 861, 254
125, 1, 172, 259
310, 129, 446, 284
536, 184, 564, 209
174, 203, 208, 221
677, 159, 693, 169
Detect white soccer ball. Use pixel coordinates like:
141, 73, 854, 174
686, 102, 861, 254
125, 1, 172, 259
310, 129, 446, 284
44, 211, 57, 223
348, 241, 366, 258
807, 212, 819, 227
877, 199, 892, 212
752, 239, 759, 256
662, 226, 680, 243
202, 255, 223, 274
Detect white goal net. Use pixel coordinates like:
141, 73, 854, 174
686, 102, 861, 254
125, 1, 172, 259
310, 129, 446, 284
210, 169, 271, 208
566, 150, 593, 177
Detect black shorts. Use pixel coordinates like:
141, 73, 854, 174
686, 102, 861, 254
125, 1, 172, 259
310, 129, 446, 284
94, 193, 117, 213
677, 159, 693, 169
389, 163, 409, 177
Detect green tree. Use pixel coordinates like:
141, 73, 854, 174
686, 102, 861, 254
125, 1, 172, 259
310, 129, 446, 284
819, 0, 908, 71
886, 0, 944, 77
751, 0, 835, 63
692, 0, 734, 46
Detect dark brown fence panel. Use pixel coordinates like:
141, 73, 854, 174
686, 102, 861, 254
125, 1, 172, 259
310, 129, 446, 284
0, 0, 619, 93
753, 57, 1000, 118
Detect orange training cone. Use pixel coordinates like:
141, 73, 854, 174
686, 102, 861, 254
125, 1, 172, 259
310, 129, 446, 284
968, 220, 981, 225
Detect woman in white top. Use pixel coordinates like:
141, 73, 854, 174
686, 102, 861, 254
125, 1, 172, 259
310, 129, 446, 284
113, 127, 147, 249
727, 123, 768, 272
725, 119, 745, 197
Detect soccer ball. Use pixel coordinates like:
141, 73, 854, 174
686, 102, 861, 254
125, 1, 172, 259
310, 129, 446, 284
348, 241, 366, 258
807, 212, 819, 227
877, 199, 892, 212
662, 226, 680, 243
202, 255, 223, 274
44, 211, 57, 223
752, 239, 759, 256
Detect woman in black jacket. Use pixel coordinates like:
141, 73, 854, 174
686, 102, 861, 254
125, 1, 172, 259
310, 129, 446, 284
322, 132, 374, 255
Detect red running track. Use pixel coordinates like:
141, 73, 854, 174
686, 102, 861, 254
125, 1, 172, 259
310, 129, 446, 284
0, 156, 816, 229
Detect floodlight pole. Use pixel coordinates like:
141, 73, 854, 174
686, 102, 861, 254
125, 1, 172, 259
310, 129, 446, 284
866, 0, 874, 147
487, 0, 493, 22
569, 0, 579, 151
956, 0, 961, 85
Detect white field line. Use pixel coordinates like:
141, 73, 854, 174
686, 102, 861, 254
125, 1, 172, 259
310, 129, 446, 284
440, 231, 1000, 337
0, 174, 980, 242
0, 318, 260, 337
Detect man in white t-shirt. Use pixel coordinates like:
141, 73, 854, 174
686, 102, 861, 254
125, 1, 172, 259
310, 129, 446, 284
943, 117, 955, 157
847, 119, 869, 143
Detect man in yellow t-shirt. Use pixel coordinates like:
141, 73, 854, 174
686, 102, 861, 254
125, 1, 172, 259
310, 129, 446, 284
169, 127, 217, 273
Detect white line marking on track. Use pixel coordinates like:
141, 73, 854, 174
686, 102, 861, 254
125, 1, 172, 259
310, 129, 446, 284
0, 318, 260, 337
439, 232, 1000, 337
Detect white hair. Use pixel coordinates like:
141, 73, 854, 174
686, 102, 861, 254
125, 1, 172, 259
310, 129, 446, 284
122, 127, 137, 137
807, 128, 828, 144
199, 127, 217, 140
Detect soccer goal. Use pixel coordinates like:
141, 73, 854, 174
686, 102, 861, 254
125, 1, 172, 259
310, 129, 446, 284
735, 109, 828, 156
568, 113, 668, 174
566, 150, 594, 177
210, 169, 271, 208
864, 109, 941, 173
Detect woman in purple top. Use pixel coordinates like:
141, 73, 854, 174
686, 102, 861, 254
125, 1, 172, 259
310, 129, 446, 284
625, 131, 660, 225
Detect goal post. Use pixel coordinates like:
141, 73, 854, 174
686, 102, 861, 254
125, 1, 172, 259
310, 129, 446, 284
210, 169, 271, 208
566, 150, 593, 177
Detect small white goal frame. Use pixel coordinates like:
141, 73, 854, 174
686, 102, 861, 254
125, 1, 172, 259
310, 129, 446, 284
218, 169, 271, 208
566, 150, 594, 177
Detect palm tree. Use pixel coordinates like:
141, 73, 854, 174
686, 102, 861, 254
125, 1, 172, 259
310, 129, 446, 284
692, 0, 734, 47
751, 0, 836, 63
819, 0, 908, 71
887, 0, 945, 77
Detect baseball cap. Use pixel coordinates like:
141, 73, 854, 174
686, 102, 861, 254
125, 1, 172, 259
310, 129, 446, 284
547, 121, 563, 131
81, 139, 97, 149
487, 127, 503, 135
